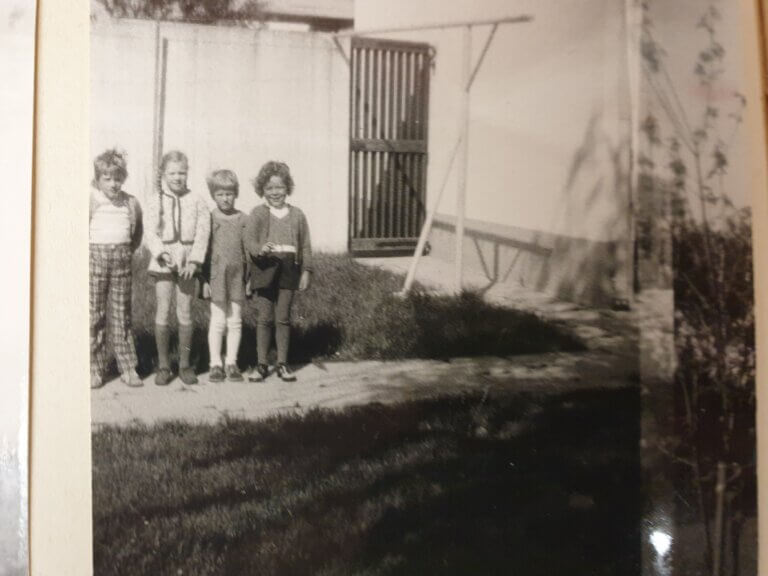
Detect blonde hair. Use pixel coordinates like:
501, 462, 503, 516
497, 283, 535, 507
155, 150, 189, 236
93, 149, 127, 186
206, 169, 239, 197
160, 150, 188, 173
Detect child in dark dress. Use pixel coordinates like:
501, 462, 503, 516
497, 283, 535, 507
244, 161, 312, 382
205, 170, 247, 383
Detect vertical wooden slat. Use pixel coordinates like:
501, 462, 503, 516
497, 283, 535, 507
368, 150, 375, 238
373, 151, 381, 238
371, 152, 381, 238
422, 49, 431, 154
419, 53, 427, 141
373, 152, 384, 238
387, 52, 393, 140
358, 46, 364, 140
411, 153, 417, 238
380, 51, 387, 142
382, 51, 391, 238
371, 51, 380, 237
354, 46, 361, 139
371, 49, 379, 141
398, 153, 405, 239
350, 151, 356, 237
420, 50, 430, 236
390, 152, 400, 238
393, 51, 401, 140
358, 151, 368, 238
408, 153, 414, 238
399, 155, 406, 239
415, 153, 424, 235
406, 153, 414, 237
412, 53, 421, 141
384, 154, 391, 237
380, 151, 387, 238
405, 51, 413, 140
362, 48, 370, 140
358, 151, 364, 237
350, 47, 356, 139
349, 47, 357, 239
418, 151, 427, 233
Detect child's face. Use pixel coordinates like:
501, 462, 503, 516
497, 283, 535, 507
213, 188, 237, 213
96, 172, 123, 200
163, 161, 188, 194
264, 175, 287, 208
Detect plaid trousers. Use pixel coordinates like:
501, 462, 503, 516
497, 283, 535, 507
90, 244, 137, 376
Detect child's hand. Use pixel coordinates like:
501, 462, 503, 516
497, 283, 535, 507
260, 242, 276, 256
159, 252, 175, 269
181, 262, 199, 280
202, 282, 212, 299
299, 270, 311, 291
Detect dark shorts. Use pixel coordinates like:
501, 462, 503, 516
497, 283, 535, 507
250, 252, 301, 291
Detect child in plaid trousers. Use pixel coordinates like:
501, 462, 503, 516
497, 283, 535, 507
89, 149, 144, 389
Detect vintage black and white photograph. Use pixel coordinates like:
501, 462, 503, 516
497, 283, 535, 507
0, 1, 35, 575
88, 0, 757, 574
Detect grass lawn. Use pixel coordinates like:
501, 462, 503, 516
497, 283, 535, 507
124, 250, 584, 375
93, 387, 641, 576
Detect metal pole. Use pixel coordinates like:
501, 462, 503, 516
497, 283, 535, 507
455, 25, 471, 293
151, 20, 167, 191
334, 14, 533, 38
399, 137, 462, 294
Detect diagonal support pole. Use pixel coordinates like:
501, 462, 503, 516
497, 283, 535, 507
454, 25, 472, 293
332, 36, 350, 66
467, 23, 499, 91
398, 136, 463, 295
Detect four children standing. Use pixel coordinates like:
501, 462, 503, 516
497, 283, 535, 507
88, 149, 313, 388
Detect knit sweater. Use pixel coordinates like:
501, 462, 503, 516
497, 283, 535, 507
146, 186, 210, 274
244, 204, 312, 271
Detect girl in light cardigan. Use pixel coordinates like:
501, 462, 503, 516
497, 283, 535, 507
146, 150, 210, 386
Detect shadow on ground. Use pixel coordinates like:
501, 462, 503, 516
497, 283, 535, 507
93, 387, 641, 576
108, 251, 585, 379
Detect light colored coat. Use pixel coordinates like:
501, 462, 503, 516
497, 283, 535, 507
145, 186, 210, 274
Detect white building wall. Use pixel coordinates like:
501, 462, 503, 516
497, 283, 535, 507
354, 0, 632, 243
91, 19, 350, 252
355, 0, 634, 304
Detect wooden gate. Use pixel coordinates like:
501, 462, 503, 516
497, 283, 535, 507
349, 37, 431, 253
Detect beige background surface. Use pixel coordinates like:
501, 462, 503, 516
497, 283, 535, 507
1, 0, 35, 572
30, 0, 767, 574
31, 0, 92, 573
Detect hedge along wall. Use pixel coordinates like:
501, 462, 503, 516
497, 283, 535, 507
91, 19, 350, 252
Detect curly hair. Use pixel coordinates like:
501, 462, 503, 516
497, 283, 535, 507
206, 169, 239, 197
93, 148, 128, 185
253, 161, 295, 197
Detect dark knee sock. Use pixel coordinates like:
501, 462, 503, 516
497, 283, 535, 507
257, 323, 272, 365
179, 324, 194, 369
155, 324, 170, 369
276, 323, 290, 364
